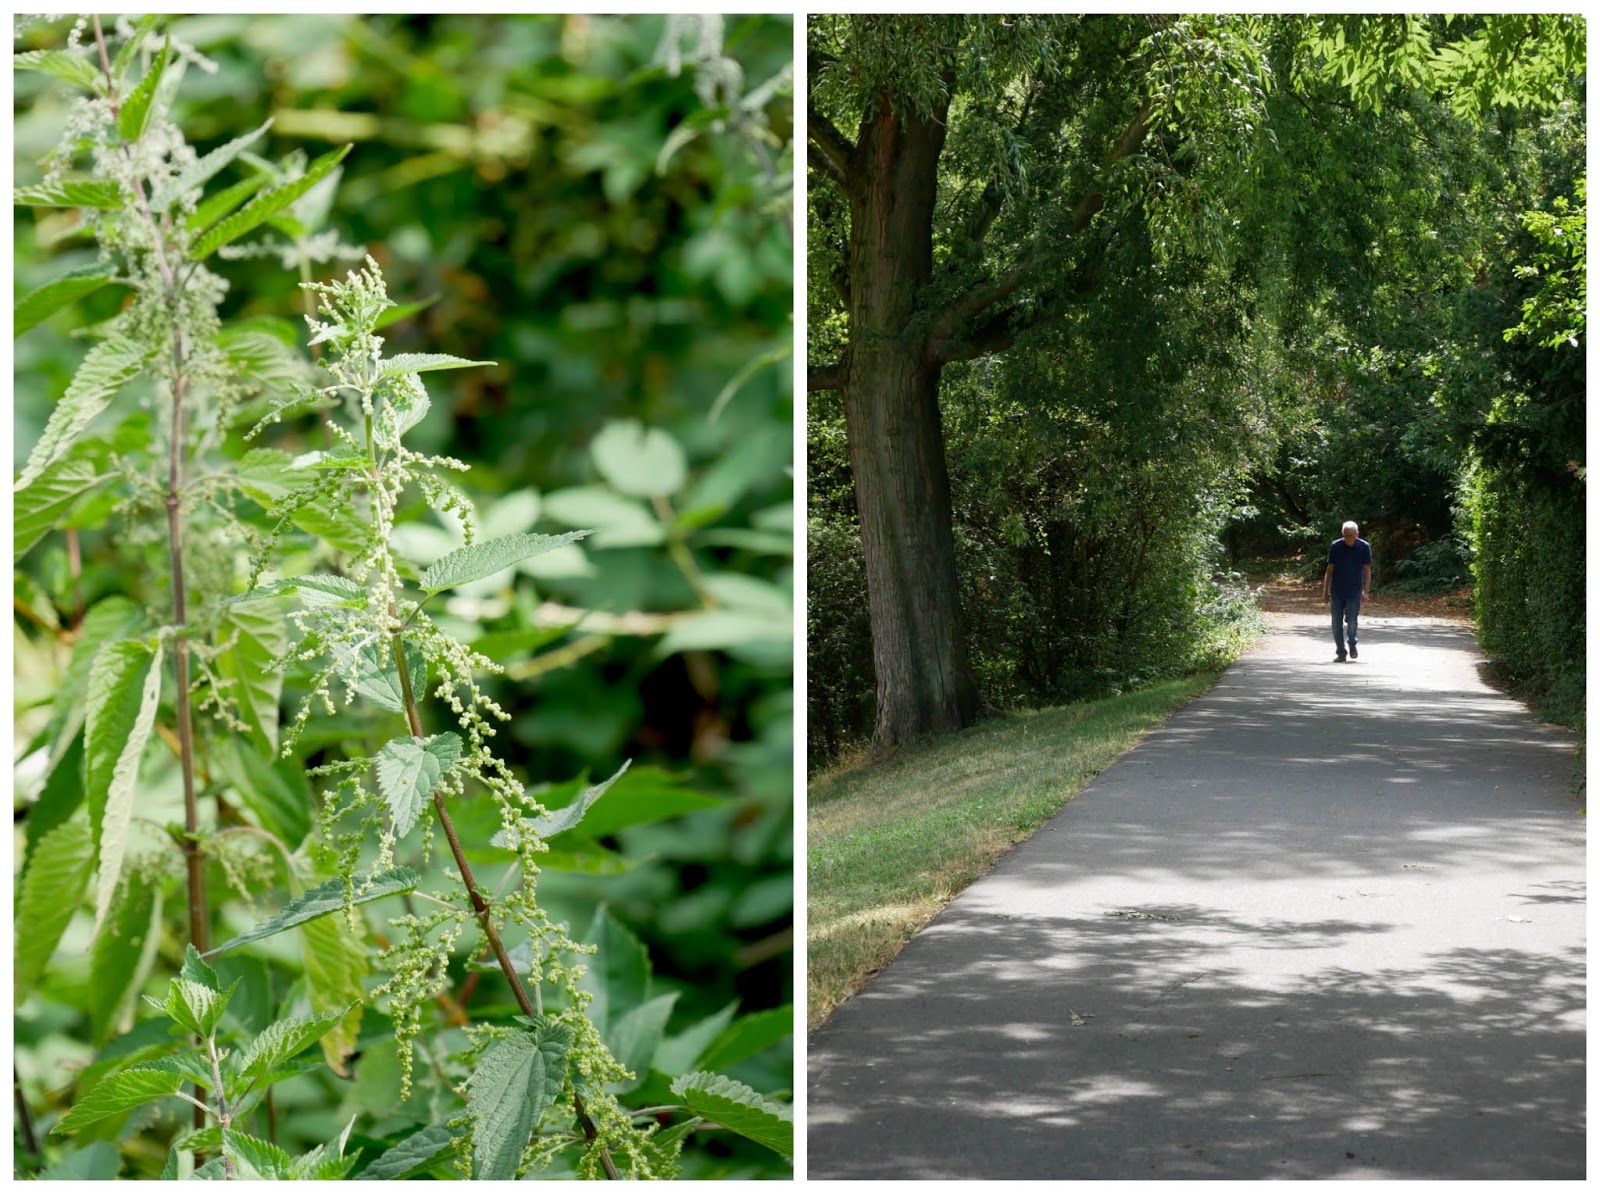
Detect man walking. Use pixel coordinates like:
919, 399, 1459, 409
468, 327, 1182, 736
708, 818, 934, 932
1323, 520, 1372, 662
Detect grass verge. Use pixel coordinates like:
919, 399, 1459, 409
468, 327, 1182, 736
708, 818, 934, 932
807, 669, 1223, 1030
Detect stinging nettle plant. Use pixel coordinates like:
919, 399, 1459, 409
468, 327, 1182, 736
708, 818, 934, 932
15, 13, 792, 1182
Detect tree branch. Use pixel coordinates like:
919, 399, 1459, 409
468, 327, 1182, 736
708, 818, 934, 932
807, 103, 857, 190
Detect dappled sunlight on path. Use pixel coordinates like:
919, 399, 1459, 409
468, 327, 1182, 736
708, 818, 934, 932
808, 611, 1584, 1179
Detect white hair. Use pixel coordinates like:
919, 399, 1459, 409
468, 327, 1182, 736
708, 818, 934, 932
1342, 521, 1359, 534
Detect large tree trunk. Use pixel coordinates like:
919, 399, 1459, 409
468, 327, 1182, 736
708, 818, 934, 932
843, 92, 985, 757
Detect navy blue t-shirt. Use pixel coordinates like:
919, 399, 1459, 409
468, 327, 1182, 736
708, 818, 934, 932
1327, 537, 1372, 598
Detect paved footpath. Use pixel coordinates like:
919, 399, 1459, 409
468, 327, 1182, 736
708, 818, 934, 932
808, 611, 1585, 1180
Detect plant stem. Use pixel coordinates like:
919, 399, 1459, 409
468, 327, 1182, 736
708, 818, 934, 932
14, 1066, 39, 1164
389, 631, 620, 1181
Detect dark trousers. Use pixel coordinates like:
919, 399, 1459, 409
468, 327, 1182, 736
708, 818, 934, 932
1332, 592, 1361, 655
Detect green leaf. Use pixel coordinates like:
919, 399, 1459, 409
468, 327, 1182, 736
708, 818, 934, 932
15, 458, 104, 560
192, 144, 352, 259
136, 1052, 216, 1092
34, 596, 144, 794
375, 733, 461, 838
553, 766, 723, 840
222, 1130, 294, 1180
14, 179, 126, 209
174, 118, 274, 196
16, 337, 146, 492
372, 293, 439, 331
180, 943, 221, 991
300, 910, 366, 1078
117, 40, 169, 142
89, 871, 162, 1045
494, 761, 630, 847
207, 867, 420, 956
13, 48, 102, 90
23, 733, 86, 877
227, 573, 366, 608
185, 174, 267, 233
607, 992, 678, 1094
419, 530, 593, 594
343, 637, 426, 714
216, 606, 285, 753
85, 636, 164, 938
466, 1020, 573, 1181
15, 266, 123, 337
14, 817, 93, 1001
591, 420, 687, 498
379, 353, 494, 377
653, 999, 739, 1077
543, 486, 664, 548
52, 1066, 183, 1135
577, 906, 650, 1039
239, 1009, 352, 1086
109, 15, 162, 83
165, 975, 238, 1038
355, 1124, 458, 1181
670, 1072, 792, 1160
39, 1140, 122, 1180
213, 737, 312, 849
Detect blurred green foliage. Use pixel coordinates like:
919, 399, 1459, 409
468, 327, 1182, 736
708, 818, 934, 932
15, 13, 792, 1179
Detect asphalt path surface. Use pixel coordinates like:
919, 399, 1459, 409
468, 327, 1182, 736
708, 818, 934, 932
807, 610, 1585, 1179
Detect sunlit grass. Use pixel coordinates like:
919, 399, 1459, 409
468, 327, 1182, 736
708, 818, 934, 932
807, 672, 1224, 1030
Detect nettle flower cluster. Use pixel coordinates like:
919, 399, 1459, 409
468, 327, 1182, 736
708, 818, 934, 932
240, 260, 660, 1175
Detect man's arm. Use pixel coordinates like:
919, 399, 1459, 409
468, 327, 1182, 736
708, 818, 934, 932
1362, 563, 1371, 600
1323, 563, 1334, 603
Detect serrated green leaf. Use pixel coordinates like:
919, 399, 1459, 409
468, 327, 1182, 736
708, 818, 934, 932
419, 529, 592, 594
15, 266, 123, 337
553, 766, 723, 840
166, 975, 237, 1038
212, 737, 312, 849
14, 817, 93, 1001
52, 1066, 183, 1135
89, 872, 161, 1045
222, 1130, 294, 1180
341, 637, 426, 713
543, 486, 664, 548
192, 144, 351, 259
135, 1052, 218, 1091
16, 337, 145, 492
174, 118, 273, 196
173, 1124, 222, 1154
36, 597, 145, 790
186, 174, 267, 233
23, 733, 85, 878
85, 636, 163, 938
39, 1140, 121, 1180
653, 999, 739, 1077
372, 293, 439, 331
466, 1021, 573, 1181
15, 458, 104, 560
14, 179, 126, 209
216, 606, 285, 753
109, 15, 162, 82
607, 992, 678, 1094
300, 914, 365, 1078
207, 867, 420, 956
379, 352, 494, 377
591, 420, 687, 498
375, 733, 461, 838
355, 1124, 458, 1181
14, 48, 102, 90
180, 943, 220, 991
239, 1009, 352, 1087
670, 1072, 792, 1160
577, 906, 651, 1039
228, 574, 366, 608
696, 1005, 793, 1072
190, 1156, 228, 1180
493, 761, 630, 848
117, 40, 169, 142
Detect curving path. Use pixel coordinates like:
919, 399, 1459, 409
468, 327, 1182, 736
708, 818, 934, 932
807, 609, 1585, 1179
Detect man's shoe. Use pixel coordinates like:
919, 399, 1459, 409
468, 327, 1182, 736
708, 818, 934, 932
1349, 644, 1358, 659
1335, 653, 1347, 663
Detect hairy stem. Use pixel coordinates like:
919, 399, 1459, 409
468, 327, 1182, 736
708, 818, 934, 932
389, 631, 620, 1181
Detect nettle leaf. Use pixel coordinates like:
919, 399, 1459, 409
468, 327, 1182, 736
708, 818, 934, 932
109, 14, 162, 82
15, 265, 124, 337
217, 606, 285, 754
344, 637, 426, 713
670, 1072, 793, 1161
181, 943, 221, 990
89, 871, 162, 1046
15, 458, 104, 560
300, 906, 367, 1078
165, 975, 238, 1038
14, 48, 102, 90
696, 1004, 793, 1072
36, 596, 145, 788
16, 337, 146, 492
174, 117, 273, 196
607, 992, 678, 1094
85, 636, 164, 938
239, 1009, 352, 1087
577, 906, 651, 1039
591, 419, 688, 498
379, 353, 495, 377
229, 573, 366, 608
466, 1020, 573, 1181
207, 867, 420, 956
14, 816, 94, 1001
186, 174, 267, 233
192, 144, 351, 259
213, 737, 312, 849
492, 761, 630, 848
375, 733, 462, 838
419, 530, 592, 594
222, 1130, 294, 1180
39, 1140, 121, 1180
355, 1124, 459, 1181
116, 40, 170, 143
653, 999, 739, 1077
51, 1066, 183, 1135
14, 179, 126, 209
